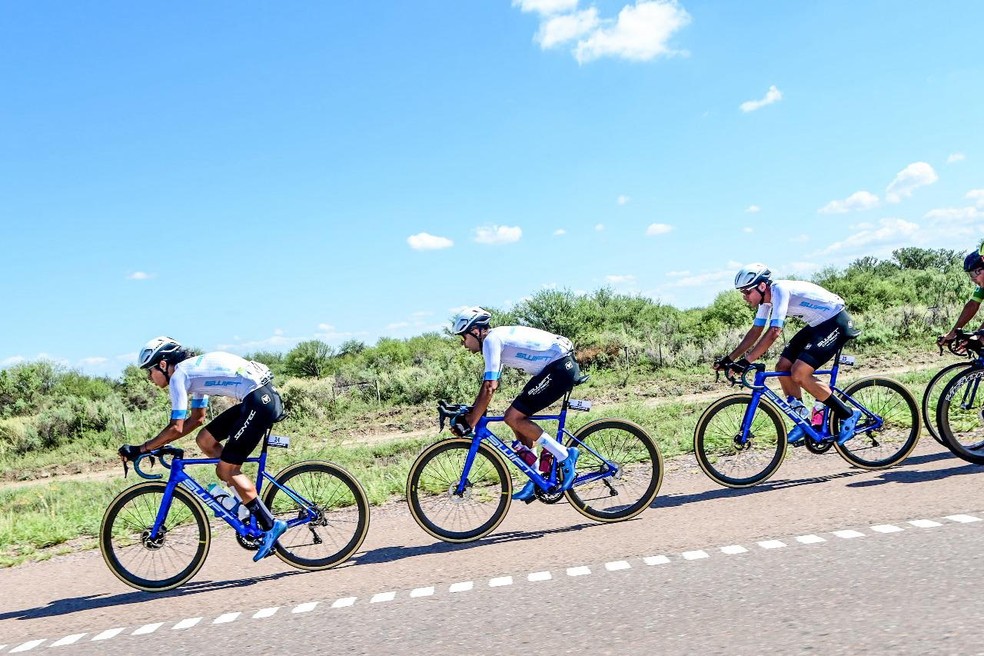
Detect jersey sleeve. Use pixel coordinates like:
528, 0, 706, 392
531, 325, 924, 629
482, 332, 503, 381
971, 286, 984, 303
765, 283, 790, 328
753, 304, 770, 327
168, 371, 190, 420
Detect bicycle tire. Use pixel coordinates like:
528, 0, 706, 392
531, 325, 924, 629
693, 394, 787, 488
936, 367, 984, 464
263, 461, 370, 570
100, 482, 210, 592
833, 376, 920, 469
564, 418, 663, 522
406, 438, 511, 543
921, 362, 972, 445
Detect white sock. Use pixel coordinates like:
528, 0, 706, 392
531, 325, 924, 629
535, 431, 569, 459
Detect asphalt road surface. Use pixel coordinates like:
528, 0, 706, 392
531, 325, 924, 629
2, 438, 982, 655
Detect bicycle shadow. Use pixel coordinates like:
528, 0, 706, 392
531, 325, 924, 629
0, 570, 306, 622
351, 520, 604, 566
652, 449, 961, 508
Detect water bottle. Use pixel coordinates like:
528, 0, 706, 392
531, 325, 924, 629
208, 483, 250, 520
811, 402, 825, 428
511, 440, 537, 467
539, 449, 554, 475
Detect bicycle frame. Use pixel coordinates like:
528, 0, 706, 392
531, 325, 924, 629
738, 355, 881, 444
138, 433, 318, 541
452, 393, 617, 496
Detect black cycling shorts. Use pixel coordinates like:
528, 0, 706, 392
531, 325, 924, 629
510, 354, 580, 416
205, 384, 284, 465
780, 310, 860, 369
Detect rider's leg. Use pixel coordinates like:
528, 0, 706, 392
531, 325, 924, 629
196, 428, 223, 458
776, 356, 799, 399
504, 406, 569, 458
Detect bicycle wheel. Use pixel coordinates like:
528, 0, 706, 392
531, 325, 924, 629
936, 368, 984, 464
406, 438, 511, 543
693, 394, 787, 488
263, 461, 370, 570
834, 377, 920, 468
100, 482, 210, 592
921, 362, 971, 445
564, 418, 663, 522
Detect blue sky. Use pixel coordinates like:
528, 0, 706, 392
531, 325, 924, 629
2, 0, 983, 377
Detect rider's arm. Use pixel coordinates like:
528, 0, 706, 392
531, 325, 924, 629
943, 299, 981, 341
139, 407, 208, 452
726, 325, 764, 363
743, 326, 783, 362
465, 380, 497, 429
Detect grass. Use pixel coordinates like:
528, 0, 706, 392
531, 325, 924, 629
0, 350, 954, 567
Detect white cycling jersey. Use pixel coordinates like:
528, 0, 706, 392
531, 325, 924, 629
753, 280, 845, 328
481, 326, 574, 380
168, 352, 272, 420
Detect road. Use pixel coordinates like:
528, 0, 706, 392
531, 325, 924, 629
2, 437, 982, 654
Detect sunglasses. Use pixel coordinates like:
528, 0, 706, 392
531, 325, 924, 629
740, 287, 758, 296
969, 267, 984, 279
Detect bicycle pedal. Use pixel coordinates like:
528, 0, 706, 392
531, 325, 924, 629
522, 496, 536, 505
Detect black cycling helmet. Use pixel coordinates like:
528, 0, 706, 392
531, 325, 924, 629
964, 250, 984, 272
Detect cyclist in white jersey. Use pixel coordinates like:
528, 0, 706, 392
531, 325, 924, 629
117, 337, 287, 561
451, 307, 581, 501
714, 265, 863, 445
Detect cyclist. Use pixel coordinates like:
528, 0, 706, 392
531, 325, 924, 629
118, 336, 287, 561
451, 307, 581, 501
715, 265, 862, 445
938, 244, 984, 348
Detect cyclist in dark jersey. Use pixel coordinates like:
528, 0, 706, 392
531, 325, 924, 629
117, 336, 287, 561
715, 264, 862, 445
938, 245, 984, 347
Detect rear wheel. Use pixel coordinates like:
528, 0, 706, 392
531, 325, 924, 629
100, 482, 210, 592
833, 377, 920, 469
564, 419, 663, 522
694, 394, 787, 488
264, 461, 370, 570
406, 439, 511, 543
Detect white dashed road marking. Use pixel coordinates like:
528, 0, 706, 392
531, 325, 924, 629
5, 512, 981, 654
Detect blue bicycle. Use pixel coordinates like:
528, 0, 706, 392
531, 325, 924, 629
694, 349, 920, 488
100, 430, 370, 591
923, 329, 984, 445
406, 393, 663, 543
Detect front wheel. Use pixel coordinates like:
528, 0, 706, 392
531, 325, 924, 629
564, 419, 663, 522
921, 362, 971, 445
264, 461, 370, 570
833, 377, 920, 469
694, 394, 787, 488
100, 482, 211, 592
406, 439, 511, 543
935, 367, 984, 464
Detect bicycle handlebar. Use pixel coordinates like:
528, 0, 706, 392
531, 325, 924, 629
940, 329, 984, 358
124, 446, 184, 480
436, 400, 471, 431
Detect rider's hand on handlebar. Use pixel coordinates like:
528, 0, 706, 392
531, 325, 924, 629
118, 444, 141, 462
712, 355, 733, 372
726, 358, 751, 375
449, 415, 473, 437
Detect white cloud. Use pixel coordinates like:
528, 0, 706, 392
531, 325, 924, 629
127, 271, 155, 280
553, 228, 567, 236
666, 269, 733, 288
407, 232, 453, 251
742, 227, 753, 233
739, 85, 782, 113
537, 9, 600, 48
948, 152, 966, 164
885, 162, 938, 203
821, 218, 919, 255
924, 206, 984, 223
595, 223, 605, 231
617, 194, 631, 205
513, 0, 579, 15
966, 189, 984, 207
474, 225, 522, 245
745, 205, 761, 213
1, 355, 26, 368
79, 357, 109, 367
573, 0, 692, 63
645, 223, 673, 236
606, 274, 636, 283
818, 190, 880, 214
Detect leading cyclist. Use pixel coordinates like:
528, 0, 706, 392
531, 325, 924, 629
118, 337, 287, 561
451, 307, 581, 501
938, 243, 984, 349
715, 265, 862, 445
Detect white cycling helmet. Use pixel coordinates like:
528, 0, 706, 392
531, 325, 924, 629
451, 307, 492, 335
138, 336, 182, 369
734, 263, 772, 290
